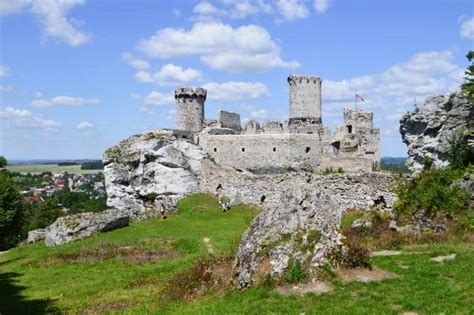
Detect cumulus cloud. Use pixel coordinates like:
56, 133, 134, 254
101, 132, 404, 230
122, 53, 150, 70
202, 81, 270, 101
76, 121, 93, 129
139, 106, 155, 115
275, 0, 309, 21
135, 64, 202, 86
0, 106, 62, 130
3, 0, 91, 46
314, 0, 331, 13
142, 91, 175, 106
460, 17, 474, 40
31, 96, 100, 107
137, 22, 299, 73
323, 50, 461, 104
0, 65, 9, 77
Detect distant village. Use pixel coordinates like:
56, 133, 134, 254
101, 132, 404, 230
16, 171, 106, 211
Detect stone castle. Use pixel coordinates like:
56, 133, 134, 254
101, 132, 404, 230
174, 74, 380, 173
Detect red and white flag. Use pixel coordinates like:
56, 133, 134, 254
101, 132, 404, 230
355, 93, 365, 102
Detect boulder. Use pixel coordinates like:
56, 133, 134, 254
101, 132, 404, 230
27, 229, 45, 244
235, 189, 345, 289
351, 217, 373, 230
103, 129, 208, 218
400, 92, 473, 173
44, 211, 130, 246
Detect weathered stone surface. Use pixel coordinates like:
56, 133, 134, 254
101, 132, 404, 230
103, 129, 208, 218
235, 189, 345, 288
400, 92, 473, 173
27, 229, 45, 244
351, 217, 373, 230
200, 160, 396, 212
44, 211, 130, 246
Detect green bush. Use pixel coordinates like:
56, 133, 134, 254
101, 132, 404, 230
393, 168, 470, 220
447, 128, 472, 170
25, 198, 64, 231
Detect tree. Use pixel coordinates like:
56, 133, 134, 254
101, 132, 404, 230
448, 128, 472, 169
461, 50, 474, 102
0, 171, 24, 250
0, 156, 7, 168
27, 198, 63, 231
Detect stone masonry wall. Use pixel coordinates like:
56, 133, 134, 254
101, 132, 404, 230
288, 75, 322, 120
217, 110, 241, 132
202, 133, 324, 173
175, 88, 206, 133
199, 160, 396, 211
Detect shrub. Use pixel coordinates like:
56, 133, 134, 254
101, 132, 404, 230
342, 243, 372, 269
447, 128, 472, 170
393, 168, 470, 220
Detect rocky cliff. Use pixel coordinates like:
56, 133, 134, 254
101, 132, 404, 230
103, 129, 208, 218
400, 92, 473, 172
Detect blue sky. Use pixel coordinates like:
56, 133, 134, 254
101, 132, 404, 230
0, 0, 473, 159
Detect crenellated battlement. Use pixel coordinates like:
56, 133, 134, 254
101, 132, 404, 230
287, 74, 321, 85
175, 87, 207, 100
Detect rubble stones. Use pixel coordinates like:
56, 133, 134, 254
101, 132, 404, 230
27, 229, 46, 244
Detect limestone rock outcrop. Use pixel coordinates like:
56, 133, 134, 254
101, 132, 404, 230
27, 229, 45, 244
236, 189, 345, 288
44, 210, 130, 246
400, 92, 473, 172
103, 129, 208, 218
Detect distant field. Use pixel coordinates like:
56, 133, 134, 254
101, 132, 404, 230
6, 164, 102, 174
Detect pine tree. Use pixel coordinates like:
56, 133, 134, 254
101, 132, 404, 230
461, 51, 474, 102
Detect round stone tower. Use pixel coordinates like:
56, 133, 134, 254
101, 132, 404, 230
287, 75, 322, 133
175, 87, 207, 133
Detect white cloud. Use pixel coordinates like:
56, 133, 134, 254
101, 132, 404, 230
135, 64, 202, 86
139, 106, 155, 115
172, 8, 181, 17
143, 91, 175, 106
194, 1, 227, 16
1, 0, 90, 46
0, 1, 27, 16
0, 106, 62, 130
164, 109, 176, 120
122, 53, 150, 70
30, 0, 90, 46
32, 96, 100, 108
0, 65, 9, 77
323, 50, 462, 103
203, 81, 270, 101
460, 17, 474, 40
275, 0, 309, 21
229, 0, 259, 19
137, 22, 299, 73
313, 0, 330, 14
76, 121, 93, 129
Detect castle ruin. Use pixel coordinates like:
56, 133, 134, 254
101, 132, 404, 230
174, 75, 380, 173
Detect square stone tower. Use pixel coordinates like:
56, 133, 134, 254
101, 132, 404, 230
287, 75, 322, 133
175, 87, 207, 133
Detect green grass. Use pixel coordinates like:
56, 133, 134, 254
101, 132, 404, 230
6, 164, 101, 174
0, 193, 473, 314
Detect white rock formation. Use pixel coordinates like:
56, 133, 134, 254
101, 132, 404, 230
44, 210, 129, 246
103, 129, 208, 218
236, 189, 345, 288
400, 92, 473, 173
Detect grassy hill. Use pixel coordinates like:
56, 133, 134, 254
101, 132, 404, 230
0, 194, 473, 314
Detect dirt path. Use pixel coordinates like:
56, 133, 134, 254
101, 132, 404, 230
276, 281, 333, 296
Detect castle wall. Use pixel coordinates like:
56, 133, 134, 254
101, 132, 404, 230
288, 75, 322, 122
199, 160, 396, 211
217, 111, 241, 132
202, 133, 324, 173
175, 88, 206, 133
